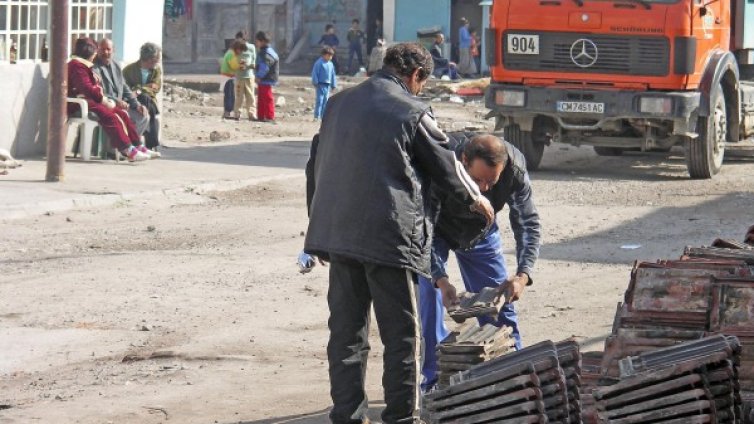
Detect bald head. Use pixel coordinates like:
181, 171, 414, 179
98, 38, 114, 64
464, 134, 507, 167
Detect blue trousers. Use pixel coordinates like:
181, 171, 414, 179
314, 84, 330, 119
419, 222, 521, 391
223, 78, 235, 113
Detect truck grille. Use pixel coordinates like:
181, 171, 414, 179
502, 31, 669, 76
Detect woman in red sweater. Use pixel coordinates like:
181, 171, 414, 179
67, 38, 156, 161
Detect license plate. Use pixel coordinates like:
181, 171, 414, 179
507, 34, 539, 55
557, 101, 605, 114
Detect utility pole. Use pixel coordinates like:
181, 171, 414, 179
46, 0, 69, 182
249, 0, 256, 35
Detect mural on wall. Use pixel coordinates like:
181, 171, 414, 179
303, 0, 365, 46
304, 0, 361, 21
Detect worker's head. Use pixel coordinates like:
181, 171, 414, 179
97, 39, 114, 65
462, 134, 508, 193
382, 43, 433, 95
435, 33, 445, 45
74, 37, 98, 61
321, 46, 335, 62
325, 24, 335, 34
139, 42, 162, 70
255, 31, 271, 49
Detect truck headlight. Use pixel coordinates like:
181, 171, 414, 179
495, 90, 525, 107
639, 97, 672, 114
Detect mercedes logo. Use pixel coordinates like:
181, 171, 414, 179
570, 38, 598, 68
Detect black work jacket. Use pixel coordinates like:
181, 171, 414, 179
304, 70, 479, 276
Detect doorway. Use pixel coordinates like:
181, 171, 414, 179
450, 0, 482, 63
366, 0, 383, 54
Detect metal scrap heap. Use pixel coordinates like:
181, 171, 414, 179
594, 335, 742, 423
425, 340, 581, 423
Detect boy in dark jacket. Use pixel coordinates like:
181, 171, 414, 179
255, 31, 279, 122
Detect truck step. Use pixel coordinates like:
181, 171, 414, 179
725, 138, 754, 157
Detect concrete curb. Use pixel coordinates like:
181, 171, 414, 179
1, 172, 302, 221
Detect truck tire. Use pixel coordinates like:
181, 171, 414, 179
504, 124, 545, 171
593, 146, 624, 156
685, 82, 726, 179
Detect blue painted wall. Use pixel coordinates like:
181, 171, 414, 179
393, 0, 451, 42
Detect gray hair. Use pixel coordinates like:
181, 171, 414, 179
139, 42, 162, 62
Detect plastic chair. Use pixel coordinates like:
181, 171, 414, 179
65, 98, 123, 162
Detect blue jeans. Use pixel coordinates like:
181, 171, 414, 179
223, 78, 235, 113
418, 222, 521, 391
314, 84, 331, 119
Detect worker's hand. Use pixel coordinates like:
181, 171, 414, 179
116, 99, 129, 110
470, 196, 495, 226
137, 104, 148, 117
500, 273, 529, 303
435, 277, 460, 309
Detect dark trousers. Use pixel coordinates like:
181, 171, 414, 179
327, 254, 421, 424
347, 44, 363, 74
223, 79, 235, 113
136, 93, 160, 149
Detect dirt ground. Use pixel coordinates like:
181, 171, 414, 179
3, 75, 754, 423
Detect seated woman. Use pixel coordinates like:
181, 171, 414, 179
67, 37, 156, 162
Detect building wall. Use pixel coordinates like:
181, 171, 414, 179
393, 0, 450, 43
303, 0, 366, 46
112, 0, 166, 65
0, 63, 49, 157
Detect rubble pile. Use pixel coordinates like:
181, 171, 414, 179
436, 322, 516, 387
594, 335, 742, 423
426, 340, 578, 423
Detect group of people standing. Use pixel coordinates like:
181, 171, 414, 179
221, 30, 280, 122
67, 37, 163, 162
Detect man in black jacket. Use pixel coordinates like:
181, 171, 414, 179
304, 43, 493, 424
419, 133, 541, 391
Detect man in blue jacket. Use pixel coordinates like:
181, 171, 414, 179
420, 133, 542, 392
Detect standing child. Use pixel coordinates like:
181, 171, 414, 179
311, 46, 337, 121
255, 31, 279, 122
318, 24, 340, 74
470, 29, 481, 76
232, 39, 257, 120
346, 19, 365, 74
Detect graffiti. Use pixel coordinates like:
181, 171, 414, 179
304, 0, 362, 21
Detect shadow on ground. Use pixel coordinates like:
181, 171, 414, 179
539, 192, 754, 265
161, 139, 312, 169
229, 402, 385, 424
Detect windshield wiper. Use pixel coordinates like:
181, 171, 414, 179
617, 0, 651, 9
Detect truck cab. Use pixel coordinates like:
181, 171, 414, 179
485, 0, 754, 178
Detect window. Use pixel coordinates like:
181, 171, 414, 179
69, 0, 113, 51
0, 0, 49, 62
0, 0, 112, 63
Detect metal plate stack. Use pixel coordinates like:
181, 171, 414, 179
447, 287, 506, 324
436, 322, 516, 387
580, 351, 604, 424
601, 258, 750, 377
556, 340, 583, 424
594, 335, 743, 424
425, 340, 571, 424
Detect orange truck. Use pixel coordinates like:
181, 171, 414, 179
484, 0, 754, 178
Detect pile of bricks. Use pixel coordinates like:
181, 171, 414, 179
594, 335, 742, 423
436, 322, 516, 387
425, 340, 579, 423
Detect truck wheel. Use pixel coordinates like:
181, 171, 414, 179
593, 146, 624, 156
686, 83, 726, 179
504, 124, 545, 171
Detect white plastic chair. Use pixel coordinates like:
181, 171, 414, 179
65, 98, 123, 161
